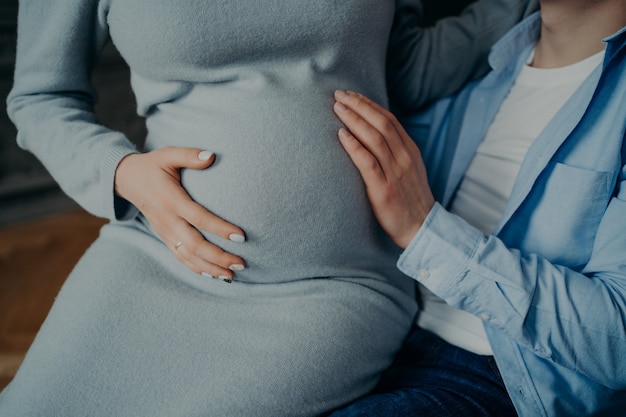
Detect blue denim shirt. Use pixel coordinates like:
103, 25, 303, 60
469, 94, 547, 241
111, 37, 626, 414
399, 13, 626, 417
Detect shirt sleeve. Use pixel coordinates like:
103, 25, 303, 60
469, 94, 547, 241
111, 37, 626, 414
399, 192, 626, 389
388, 0, 538, 113
6, 0, 139, 221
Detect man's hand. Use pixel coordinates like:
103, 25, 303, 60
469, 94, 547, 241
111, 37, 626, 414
333, 90, 435, 248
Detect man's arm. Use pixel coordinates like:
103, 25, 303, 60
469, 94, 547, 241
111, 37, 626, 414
388, 0, 539, 113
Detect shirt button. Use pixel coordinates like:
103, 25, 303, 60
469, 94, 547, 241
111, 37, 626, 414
479, 313, 491, 322
417, 268, 430, 279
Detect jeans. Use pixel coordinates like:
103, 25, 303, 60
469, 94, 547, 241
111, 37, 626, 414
329, 326, 518, 417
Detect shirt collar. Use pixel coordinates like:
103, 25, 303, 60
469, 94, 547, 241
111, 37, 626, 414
604, 24, 626, 65
488, 11, 541, 73
488, 12, 626, 73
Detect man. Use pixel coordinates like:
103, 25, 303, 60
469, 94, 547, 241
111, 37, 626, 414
331, 0, 626, 415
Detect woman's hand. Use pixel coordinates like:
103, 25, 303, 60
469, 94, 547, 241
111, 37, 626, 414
114, 147, 245, 281
333, 90, 435, 249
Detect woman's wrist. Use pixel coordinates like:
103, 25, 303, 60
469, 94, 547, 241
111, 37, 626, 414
114, 153, 141, 202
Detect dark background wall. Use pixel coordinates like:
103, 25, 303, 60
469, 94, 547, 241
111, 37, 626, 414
0, 0, 473, 226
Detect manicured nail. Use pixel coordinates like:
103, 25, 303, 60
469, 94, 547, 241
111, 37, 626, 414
229, 264, 245, 272
198, 150, 214, 161
334, 89, 350, 100
217, 275, 233, 283
201, 272, 214, 279
229, 233, 245, 243
334, 102, 349, 113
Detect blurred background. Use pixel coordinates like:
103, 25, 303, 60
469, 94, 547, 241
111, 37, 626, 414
0, 0, 474, 390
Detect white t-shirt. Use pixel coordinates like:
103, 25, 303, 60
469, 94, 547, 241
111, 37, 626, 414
418, 49, 605, 355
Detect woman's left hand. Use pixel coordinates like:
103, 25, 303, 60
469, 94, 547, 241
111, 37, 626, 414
333, 90, 435, 249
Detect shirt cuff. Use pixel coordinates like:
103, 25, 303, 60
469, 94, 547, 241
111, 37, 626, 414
397, 202, 484, 298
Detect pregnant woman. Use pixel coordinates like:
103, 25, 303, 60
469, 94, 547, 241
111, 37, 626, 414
0, 0, 529, 415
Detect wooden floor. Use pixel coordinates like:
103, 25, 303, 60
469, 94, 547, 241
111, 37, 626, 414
0, 209, 107, 390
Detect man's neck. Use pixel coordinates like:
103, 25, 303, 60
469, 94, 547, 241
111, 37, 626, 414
532, 0, 626, 68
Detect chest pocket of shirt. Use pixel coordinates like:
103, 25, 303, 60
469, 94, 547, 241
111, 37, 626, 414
513, 162, 613, 269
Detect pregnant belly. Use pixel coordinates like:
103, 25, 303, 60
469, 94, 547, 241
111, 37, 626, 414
144, 84, 401, 284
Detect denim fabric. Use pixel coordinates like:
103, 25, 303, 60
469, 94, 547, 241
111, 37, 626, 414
329, 327, 517, 417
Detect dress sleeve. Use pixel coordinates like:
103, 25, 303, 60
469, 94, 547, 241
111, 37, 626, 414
6, 0, 139, 221
388, 0, 538, 113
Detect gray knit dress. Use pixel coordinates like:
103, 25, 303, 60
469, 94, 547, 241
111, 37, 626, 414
1, 0, 530, 415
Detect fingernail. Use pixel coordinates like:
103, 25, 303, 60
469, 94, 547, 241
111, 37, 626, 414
334, 102, 349, 113
338, 128, 350, 141
198, 150, 214, 161
217, 275, 233, 283
201, 272, 214, 279
229, 264, 245, 272
334, 89, 350, 100
229, 233, 245, 243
